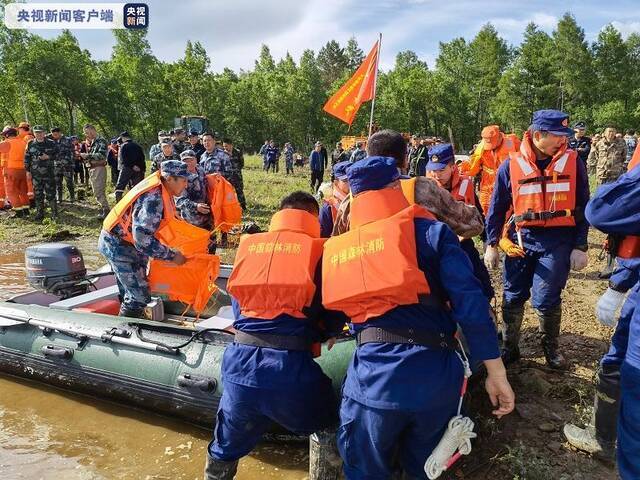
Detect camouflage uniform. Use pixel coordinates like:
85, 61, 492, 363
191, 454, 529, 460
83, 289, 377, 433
176, 166, 211, 229
227, 147, 246, 210
24, 137, 59, 218
85, 136, 110, 212
47, 134, 75, 202
149, 142, 162, 161
588, 137, 628, 185
151, 152, 179, 174
98, 187, 179, 315
200, 147, 233, 178
284, 145, 295, 174
172, 140, 187, 156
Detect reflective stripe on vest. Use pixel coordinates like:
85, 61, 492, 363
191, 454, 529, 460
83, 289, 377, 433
322, 187, 435, 324
509, 134, 577, 228
228, 209, 325, 320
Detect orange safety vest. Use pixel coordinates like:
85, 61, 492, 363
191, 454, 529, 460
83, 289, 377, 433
206, 174, 242, 233
103, 171, 210, 254
322, 187, 434, 324
614, 150, 640, 258
3, 136, 27, 170
509, 133, 577, 229
228, 208, 325, 319
449, 170, 475, 206
400, 177, 416, 204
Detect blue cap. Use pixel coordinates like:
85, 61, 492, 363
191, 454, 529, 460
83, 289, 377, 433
425, 143, 455, 171
160, 160, 189, 178
531, 109, 573, 136
332, 160, 350, 181
347, 156, 400, 195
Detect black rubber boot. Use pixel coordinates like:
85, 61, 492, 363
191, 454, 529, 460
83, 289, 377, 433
501, 302, 524, 365
118, 305, 145, 319
564, 363, 619, 464
34, 207, 45, 221
203, 455, 238, 480
309, 428, 342, 480
51, 202, 58, 218
537, 306, 567, 370
69, 185, 75, 203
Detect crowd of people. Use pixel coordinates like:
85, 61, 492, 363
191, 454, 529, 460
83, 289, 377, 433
3, 109, 640, 479
0, 124, 248, 222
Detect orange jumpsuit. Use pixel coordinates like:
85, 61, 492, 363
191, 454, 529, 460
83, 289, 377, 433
2, 136, 29, 208
463, 132, 520, 215
18, 130, 34, 201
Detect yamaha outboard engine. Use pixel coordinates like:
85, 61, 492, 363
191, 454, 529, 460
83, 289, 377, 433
25, 243, 90, 299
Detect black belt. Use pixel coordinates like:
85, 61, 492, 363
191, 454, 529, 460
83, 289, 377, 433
233, 331, 311, 351
356, 327, 456, 350
514, 208, 582, 223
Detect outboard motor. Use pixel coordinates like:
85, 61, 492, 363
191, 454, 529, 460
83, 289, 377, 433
25, 243, 91, 299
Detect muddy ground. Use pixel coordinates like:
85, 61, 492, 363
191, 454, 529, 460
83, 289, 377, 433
0, 172, 620, 480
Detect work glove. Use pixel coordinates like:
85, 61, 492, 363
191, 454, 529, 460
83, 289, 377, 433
498, 237, 525, 258
570, 249, 588, 271
596, 287, 626, 327
484, 245, 500, 270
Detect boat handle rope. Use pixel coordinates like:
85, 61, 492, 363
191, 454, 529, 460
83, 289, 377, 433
129, 323, 234, 352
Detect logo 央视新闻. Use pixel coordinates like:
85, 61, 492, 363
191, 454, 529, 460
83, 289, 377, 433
123, 3, 148, 29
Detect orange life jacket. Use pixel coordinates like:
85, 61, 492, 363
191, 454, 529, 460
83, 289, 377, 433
400, 177, 416, 204
228, 208, 325, 319
3, 136, 27, 170
610, 149, 640, 259
322, 187, 434, 324
103, 171, 210, 254
206, 174, 242, 233
449, 170, 475, 206
509, 132, 577, 229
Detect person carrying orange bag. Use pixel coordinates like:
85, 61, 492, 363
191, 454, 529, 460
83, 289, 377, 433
99, 161, 191, 319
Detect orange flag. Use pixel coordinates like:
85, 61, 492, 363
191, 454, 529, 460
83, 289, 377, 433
323, 40, 380, 126
628, 143, 640, 172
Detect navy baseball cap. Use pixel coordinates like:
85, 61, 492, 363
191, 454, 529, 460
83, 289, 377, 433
189, 130, 199, 137
531, 110, 573, 136
425, 143, 455, 171
347, 156, 400, 195
332, 160, 350, 181
161, 160, 189, 178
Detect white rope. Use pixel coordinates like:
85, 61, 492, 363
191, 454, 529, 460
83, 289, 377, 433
424, 415, 476, 479
424, 341, 475, 480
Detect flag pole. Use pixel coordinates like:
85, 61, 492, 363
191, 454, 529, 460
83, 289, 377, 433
368, 33, 382, 138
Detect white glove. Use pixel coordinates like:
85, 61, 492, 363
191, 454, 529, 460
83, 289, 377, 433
596, 287, 626, 327
570, 249, 588, 271
484, 245, 500, 270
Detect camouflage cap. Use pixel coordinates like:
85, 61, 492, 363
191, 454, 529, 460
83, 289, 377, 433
161, 160, 189, 178
32, 125, 46, 132
18, 121, 30, 129
180, 149, 197, 160
158, 130, 169, 137
160, 138, 173, 145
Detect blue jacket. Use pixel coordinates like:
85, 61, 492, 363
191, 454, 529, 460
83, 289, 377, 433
310, 150, 323, 171
610, 259, 640, 293
486, 155, 590, 251
222, 265, 347, 389
343, 218, 500, 411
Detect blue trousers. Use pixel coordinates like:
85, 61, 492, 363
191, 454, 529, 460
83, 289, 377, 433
208, 379, 337, 462
619, 362, 640, 479
602, 287, 638, 367
502, 242, 572, 311
98, 230, 150, 311
337, 395, 458, 479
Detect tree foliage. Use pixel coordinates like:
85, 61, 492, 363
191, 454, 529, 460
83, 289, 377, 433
1, 14, 639, 153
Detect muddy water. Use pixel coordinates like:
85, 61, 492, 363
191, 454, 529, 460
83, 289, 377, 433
0, 242, 307, 480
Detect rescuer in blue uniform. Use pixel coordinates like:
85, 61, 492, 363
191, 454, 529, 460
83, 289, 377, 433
318, 161, 350, 238
204, 191, 347, 480
425, 143, 495, 301
572, 166, 640, 478
484, 110, 590, 369
324, 157, 514, 479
